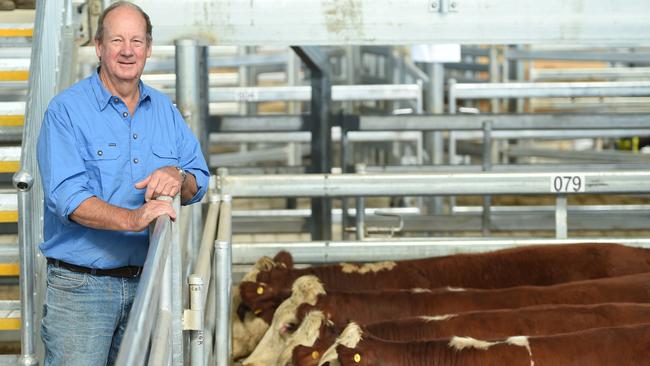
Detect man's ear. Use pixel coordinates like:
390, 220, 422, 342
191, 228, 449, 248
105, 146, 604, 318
94, 39, 102, 60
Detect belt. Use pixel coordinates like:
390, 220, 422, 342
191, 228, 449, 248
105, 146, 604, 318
47, 258, 143, 278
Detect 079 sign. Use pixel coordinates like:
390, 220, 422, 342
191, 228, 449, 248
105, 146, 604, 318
550, 175, 585, 193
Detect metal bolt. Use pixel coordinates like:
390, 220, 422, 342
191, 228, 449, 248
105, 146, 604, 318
451, 2, 457, 9
430, 2, 437, 9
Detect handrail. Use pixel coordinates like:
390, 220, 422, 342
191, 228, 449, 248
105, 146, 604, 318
184, 194, 220, 366
214, 197, 232, 366
114, 195, 180, 366
14, 1, 74, 365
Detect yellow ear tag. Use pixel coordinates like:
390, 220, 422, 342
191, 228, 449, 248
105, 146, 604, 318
311, 351, 320, 360
256, 286, 264, 295
254, 309, 262, 315
354, 353, 361, 363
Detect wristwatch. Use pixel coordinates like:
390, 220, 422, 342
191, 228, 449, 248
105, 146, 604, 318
175, 166, 187, 183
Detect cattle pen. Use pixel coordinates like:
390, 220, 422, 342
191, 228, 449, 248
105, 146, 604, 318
197, 168, 650, 365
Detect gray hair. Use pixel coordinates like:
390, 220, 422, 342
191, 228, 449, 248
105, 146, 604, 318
94, 1, 153, 45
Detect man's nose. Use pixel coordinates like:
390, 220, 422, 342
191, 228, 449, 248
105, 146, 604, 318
119, 42, 135, 56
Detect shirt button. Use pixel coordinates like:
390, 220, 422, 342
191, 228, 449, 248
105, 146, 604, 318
113, 98, 119, 103
97, 150, 103, 156
133, 133, 138, 140
133, 158, 139, 164
123, 112, 128, 118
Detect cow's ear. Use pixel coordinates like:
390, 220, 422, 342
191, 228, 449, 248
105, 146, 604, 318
274, 251, 294, 269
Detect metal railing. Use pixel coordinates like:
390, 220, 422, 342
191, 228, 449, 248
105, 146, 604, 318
214, 169, 650, 364
115, 196, 182, 366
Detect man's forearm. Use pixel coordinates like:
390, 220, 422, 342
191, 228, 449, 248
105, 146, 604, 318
69, 196, 134, 231
70, 196, 177, 232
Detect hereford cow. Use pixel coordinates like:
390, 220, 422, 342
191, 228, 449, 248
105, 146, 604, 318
291, 303, 650, 366
243, 273, 650, 366
239, 243, 650, 326
332, 322, 650, 366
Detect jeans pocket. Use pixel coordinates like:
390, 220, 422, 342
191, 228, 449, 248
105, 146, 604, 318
47, 266, 87, 290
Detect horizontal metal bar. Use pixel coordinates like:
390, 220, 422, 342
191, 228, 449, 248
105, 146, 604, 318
454, 205, 650, 214
231, 212, 650, 234
210, 84, 421, 103
453, 129, 650, 140
364, 164, 650, 173
231, 238, 650, 264
133, 0, 650, 45
507, 147, 650, 163
359, 114, 650, 131
452, 81, 650, 99
531, 67, 650, 81
210, 129, 422, 144
505, 49, 650, 64
215, 115, 305, 132
218, 171, 650, 197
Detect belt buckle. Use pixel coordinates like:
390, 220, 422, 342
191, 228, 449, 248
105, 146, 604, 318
133, 266, 142, 278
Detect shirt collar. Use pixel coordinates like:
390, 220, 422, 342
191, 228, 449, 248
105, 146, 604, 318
91, 68, 113, 111
91, 67, 151, 110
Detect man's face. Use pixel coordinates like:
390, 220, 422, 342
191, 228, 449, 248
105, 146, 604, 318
94, 5, 151, 84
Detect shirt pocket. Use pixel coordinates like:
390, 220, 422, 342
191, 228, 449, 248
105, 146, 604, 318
80, 144, 122, 197
151, 144, 179, 170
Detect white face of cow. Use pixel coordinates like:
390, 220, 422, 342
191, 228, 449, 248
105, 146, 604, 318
277, 311, 331, 365
242, 295, 301, 366
243, 275, 325, 366
318, 322, 363, 366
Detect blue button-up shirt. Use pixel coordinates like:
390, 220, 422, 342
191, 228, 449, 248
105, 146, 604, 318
37, 69, 209, 268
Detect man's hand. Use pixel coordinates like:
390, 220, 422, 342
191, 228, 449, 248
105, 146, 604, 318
135, 166, 183, 202
126, 199, 177, 232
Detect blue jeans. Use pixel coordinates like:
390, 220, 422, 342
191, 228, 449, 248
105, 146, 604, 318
41, 264, 140, 366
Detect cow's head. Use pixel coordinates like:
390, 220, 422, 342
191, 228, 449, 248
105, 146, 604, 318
318, 322, 364, 366
276, 310, 337, 365
290, 310, 341, 366
243, 275, 326, 366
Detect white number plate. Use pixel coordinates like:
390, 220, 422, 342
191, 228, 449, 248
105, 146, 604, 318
550, 175, 586, 193
236, 89, 259, 102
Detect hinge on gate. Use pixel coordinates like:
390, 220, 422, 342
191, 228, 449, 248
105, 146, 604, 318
183, 309, 203, 330
428, 0, 459, 14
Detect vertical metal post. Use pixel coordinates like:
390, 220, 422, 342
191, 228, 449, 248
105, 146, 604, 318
481, 121, 493, 236
291, 46, 333, 240
14, 0, 74, 364
175, 39, 208, 277
447, 79, 458, 213
340, 122, 351, 240
175, 39, 209, 160
170, 196, 184, 366
556, 195, 568, 239
13, 173, 36, 366
424, 63, 445, 215
355, 164, 366, 240
189, 275, 204, 366
215, 197, 232, 366
489, 46, 500, 113
287, 51, 301, 114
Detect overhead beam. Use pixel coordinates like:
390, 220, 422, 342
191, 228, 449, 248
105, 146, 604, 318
133, 0, 650, 45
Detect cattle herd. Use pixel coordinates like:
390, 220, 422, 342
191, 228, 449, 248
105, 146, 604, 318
232, 243, 650, 365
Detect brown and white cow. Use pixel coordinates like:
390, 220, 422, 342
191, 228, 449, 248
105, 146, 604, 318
239, 243, 650, 326
333, 322, 650, 365
244, 273, 650, 366
292, 303, 650, 366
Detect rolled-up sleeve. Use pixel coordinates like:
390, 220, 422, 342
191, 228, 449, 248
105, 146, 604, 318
173, 106, 209, 205
37, 104, 94, 225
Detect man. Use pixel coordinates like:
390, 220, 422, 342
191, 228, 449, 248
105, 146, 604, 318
36, 2, 209, 365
